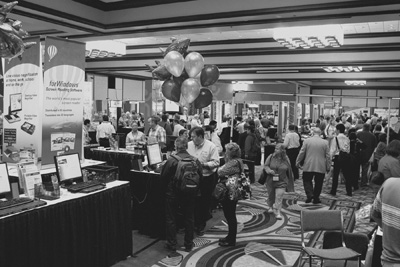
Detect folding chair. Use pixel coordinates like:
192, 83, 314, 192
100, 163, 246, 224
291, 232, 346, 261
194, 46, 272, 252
300, 210, 361, 267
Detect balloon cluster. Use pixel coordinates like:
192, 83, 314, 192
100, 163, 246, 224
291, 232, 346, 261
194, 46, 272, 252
0, 1, 35, 59
149, 38, 220, 109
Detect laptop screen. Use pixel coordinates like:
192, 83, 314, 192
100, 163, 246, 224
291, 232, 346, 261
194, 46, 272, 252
147, 143, 163, 166
0, 163, 11, 194
54, 153, 83, 183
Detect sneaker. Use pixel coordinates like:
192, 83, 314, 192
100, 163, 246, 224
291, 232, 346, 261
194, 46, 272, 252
196, 229, 205, 237
275, 213, 282, 220
267, 207, 274, 213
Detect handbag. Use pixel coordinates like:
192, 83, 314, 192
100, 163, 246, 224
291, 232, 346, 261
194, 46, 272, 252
335, 137, 351, 164
212, 182, 227, 202
224, 160, 252, 201
258, 171, 267, 185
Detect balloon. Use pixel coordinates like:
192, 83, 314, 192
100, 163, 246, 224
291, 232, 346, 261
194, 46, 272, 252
161, 80, 181, 102
173, 69, 189, 87
164, 51, 184, 77
152, 64, 171, 80
181, 78, 201, 104
194, 88, 213, 109
200, 65, 220, 86
163, 38, 190, 57
179, 94, 190, 108
184, 52, 204, 78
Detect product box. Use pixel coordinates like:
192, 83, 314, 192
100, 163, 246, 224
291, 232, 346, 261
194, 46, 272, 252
84, 165, 119, 183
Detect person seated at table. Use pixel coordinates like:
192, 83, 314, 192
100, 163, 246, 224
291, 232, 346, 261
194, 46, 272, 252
161, 136, 203, 254
126, 121, 145, 146
83, 119, 91, 145
96, 115, 116, 147
118, 113, 128, 130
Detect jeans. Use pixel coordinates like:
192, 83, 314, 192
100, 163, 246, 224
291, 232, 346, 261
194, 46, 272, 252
302, 172, 325, 201
221, 199, 238, 243
331, 157, 353, 195
165, 194, 195, 250
195, 173, 216, 231
286, 148, 300, 180
361, 161, 369, 186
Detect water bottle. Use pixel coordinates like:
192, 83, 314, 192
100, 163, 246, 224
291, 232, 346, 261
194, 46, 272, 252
51, 175, 60, 197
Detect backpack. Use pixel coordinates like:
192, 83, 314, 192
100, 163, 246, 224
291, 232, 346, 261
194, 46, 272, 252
171, 155, 201, 195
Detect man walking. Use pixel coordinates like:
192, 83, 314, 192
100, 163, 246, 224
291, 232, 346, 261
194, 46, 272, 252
283, 124, 301, 180
296, 128, 331, 204
161, 137, 203, 253
188, 127, 219, 236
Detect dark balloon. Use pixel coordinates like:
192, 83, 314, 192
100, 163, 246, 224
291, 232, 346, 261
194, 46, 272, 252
161, 79, 181, 102
152, 64, 171, 81
194, 88, 213, 109
200, 65, 220, 86
173, 69, 190, 87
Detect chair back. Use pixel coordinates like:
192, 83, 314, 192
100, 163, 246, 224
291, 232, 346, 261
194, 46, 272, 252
301, 210, 343, 232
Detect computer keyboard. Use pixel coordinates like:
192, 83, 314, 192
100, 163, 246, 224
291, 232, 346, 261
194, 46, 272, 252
0, 197, 33, 210
65, 180, 105, 193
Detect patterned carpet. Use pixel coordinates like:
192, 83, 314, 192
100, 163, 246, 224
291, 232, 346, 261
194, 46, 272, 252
151, 182, 362, 267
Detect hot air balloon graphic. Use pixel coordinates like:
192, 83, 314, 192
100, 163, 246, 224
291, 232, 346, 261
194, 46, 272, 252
47, 45, 57, 62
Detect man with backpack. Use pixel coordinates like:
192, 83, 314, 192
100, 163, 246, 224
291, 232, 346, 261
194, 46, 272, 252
161, 136, 203, 253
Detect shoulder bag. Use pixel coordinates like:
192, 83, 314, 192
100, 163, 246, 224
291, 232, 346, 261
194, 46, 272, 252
335, 137, 351, 164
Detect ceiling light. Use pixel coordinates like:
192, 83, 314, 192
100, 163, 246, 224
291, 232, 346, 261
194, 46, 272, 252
85, 40, 126, 58
345, 80, 366, 85
273, 25, 344, 49
232, 81, 254, 84
322, 66, 362, 72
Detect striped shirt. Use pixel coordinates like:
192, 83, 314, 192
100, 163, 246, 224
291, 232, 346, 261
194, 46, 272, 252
187, 140, 220, 176
371, 178, 400, 264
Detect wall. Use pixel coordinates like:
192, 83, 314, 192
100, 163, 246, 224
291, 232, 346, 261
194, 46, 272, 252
87, 74, 146, 113
311, 89, 400, 110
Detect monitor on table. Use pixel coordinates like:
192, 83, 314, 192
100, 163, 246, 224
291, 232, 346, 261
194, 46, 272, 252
146, 143, 163, 166
54, 153, 83, 185
0, 163, 11, 195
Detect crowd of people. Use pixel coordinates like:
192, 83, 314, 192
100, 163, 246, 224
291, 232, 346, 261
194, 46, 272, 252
84, 110, 400, 264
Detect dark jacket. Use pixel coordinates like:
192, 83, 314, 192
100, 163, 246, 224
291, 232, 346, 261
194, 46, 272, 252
160, 151, 203, 197
245, 133, 260, 158
356, 130, 377, 163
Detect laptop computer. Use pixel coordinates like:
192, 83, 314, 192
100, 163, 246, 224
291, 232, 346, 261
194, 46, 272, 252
0, 162, 46, 218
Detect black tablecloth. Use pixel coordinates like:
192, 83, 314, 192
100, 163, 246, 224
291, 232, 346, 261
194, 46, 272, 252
0, 182, 132, 267
129, 170, 165, 238
90, 149, 144, 180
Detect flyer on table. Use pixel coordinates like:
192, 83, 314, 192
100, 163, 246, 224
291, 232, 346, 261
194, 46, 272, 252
2, 36, 43, 164
42, 37, 85, 165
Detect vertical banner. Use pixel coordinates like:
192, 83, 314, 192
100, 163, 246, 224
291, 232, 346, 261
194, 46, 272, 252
42, 37, 85, 165
3, 37, 43, 163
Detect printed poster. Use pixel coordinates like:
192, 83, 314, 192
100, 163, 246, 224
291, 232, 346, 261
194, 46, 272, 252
2, 37, 43, 163
42, 37, 85, 165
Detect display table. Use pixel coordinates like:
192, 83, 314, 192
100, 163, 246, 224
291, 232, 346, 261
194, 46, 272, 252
129, 170, 165, 238
0, 181, 132, 267
90, 149, 144, 180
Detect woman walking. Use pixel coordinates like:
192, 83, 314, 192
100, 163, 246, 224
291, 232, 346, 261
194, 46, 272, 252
264, 143, 294, 219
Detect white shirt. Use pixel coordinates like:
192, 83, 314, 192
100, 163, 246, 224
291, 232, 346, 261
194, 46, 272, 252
187, 139, 220, 176
283, 131, 300, 149
172, 124, 185, 136
96, 121, 115, 142
330, 133, 350, 158
190, 119, 201, 128
210, 132, 223, 154
126, 131, 145, 145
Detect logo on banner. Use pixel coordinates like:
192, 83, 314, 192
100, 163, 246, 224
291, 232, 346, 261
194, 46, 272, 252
47, 45, 58, 62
